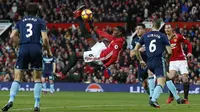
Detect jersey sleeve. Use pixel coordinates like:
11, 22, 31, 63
138, 36, 145, 45
162, 34, 170, 46
96, 29, 114, 41
40, 20, 47, 32
14, 22, 20, 31
178, 34, 192, 54
131, 39, 136, 50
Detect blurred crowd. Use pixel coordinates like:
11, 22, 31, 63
0, 0, 200, 84
1, 0, 200, 23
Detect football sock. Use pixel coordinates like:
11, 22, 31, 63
76, 17, 91, 39
147, 76, 155, 98
50, 84, 54, 93
42, 82, 47, 92
169, 91, 174, 97
8, 81, 20, 102
61, 52, 78, 75
183, 82, 189, 100
144, 87, 150, 95
34, 82, 42, 108
151, 85, 163, 102
166, 80, 180, 100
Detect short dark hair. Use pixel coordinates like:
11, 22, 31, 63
152, 18, 161, 29
26, 3, 39, 16
136, 23, 146, 29
116, 26, 125, 36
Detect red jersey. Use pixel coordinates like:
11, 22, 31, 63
96, 29, 125, 67
169, 34, 192, 61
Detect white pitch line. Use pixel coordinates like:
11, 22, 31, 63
11, 105, 137, 111
10, 104, 200, 111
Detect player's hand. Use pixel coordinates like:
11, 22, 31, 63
187, 53, 193, 59
47, 49, 53, 57
139, 61, 147, 69
130, 50, 135, 58
139, 47, 145, 52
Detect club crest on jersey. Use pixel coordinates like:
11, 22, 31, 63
85, 83, 104, 92
174, 38, 177, 42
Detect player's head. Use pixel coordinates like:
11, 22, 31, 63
113, 26, 125, 37
136, 23, 146, 37
152, 18, 161, 30
164, 24, 173, 35
26, 3, 39, 16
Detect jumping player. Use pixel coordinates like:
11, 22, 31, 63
134, 19, 187, 108
57, 5, 126, 78
130, 23, 155, 98
2, 3, 51, 112
42, 51, 56, 94
165, 24, 192, 104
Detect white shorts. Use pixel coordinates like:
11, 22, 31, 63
83, 42, 107, 64
169, 60, 189, 74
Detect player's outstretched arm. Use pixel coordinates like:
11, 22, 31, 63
41, 32, 52, 57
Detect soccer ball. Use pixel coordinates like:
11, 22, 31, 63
81, 9, 92, 20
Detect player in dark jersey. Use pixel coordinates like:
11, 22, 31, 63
130, 23, 155, 98
2, 3, 51, 112
42, 51, 56, 94
134, 19, 187, 108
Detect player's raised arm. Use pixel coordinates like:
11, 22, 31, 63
41, 22, 52, 57
10, 23, 20, 48
180, 35, 193, 58
88, 20, 114, 41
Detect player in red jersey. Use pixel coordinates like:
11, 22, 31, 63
165, 24, 192, 104
56, 5, 126, 79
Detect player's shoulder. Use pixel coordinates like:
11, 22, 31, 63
175, 33, 185, 39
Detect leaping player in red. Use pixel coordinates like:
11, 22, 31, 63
165, 24, 192, 104
57, 5, 126, 79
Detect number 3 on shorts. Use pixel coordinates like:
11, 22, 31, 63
149, 39, 156, 52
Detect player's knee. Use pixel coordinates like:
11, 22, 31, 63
167, 71, 176, 79
182, 73, 189, 82
14, 69, 22, 81
157, 77, 166, 88
33, 70, 42, 82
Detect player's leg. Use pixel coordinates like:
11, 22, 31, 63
49, 74, 55, 94
179, 60, 190, 101
137, 67, 150, 95
147, 69, 155, 99
150, 76, 166, 108
73, 5, 96, 47
1, 69, 22, 111
33, 70, 42, 111
30, 45, 43, 111
150, 59, 166, 108
165, 70, 176, 103
182, 73, 189, 100
57, 51, 78, 79
2, 46, 29, 111
41, 74, 47, 94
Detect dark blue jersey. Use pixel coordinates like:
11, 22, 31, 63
139, 31, 170, 61
131, 36, 147, 62
43, 57, 55, 73
14, 16, 47, 44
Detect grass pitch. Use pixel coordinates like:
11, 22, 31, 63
0, 91, 199, 112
